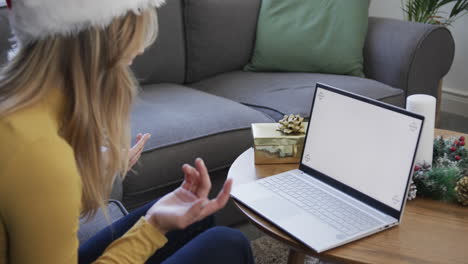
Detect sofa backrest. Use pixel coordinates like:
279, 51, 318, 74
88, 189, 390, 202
132, 0, 186, 85
183, 0, 261, 83
0, 1, 187, 85
0, 0, 262, 85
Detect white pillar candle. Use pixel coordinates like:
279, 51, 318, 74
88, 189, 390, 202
406, 94, 436, 166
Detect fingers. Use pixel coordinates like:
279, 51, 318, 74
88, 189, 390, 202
197, 178, 233, 220
132, 133, 150, 151
171, 178, 233, 230
181, 164, 199, 193
213, 178, 233, 208
128, 133, 151, 170
181, 199, 205, 228
129, 152, 142, 169
132, 133, 150, 148
180, 158, 212, 198
194, 158, 212, 198
181, 164, 193, 191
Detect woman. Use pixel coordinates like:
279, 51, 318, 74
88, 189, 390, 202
0, 0, 254, 263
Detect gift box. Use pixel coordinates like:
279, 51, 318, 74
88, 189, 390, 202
252, 123, 308, 164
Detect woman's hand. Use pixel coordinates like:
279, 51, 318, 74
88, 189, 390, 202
128, 133, 151, 171
145, 158, 233, 234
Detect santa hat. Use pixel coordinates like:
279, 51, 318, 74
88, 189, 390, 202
6, 0, 166, 46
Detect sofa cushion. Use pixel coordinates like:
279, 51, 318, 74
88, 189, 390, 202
245, 0, 369, 77
131, 0, 186, 85
191, 71, 405, 120
123, 84, 273, 209
78, 200, 128, 245
184, 0, 261, 83
0, 8, 11, 66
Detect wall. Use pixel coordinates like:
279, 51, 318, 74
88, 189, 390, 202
369, 0, 468, 117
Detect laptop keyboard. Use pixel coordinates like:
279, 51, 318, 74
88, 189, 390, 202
259, 174, 382, 236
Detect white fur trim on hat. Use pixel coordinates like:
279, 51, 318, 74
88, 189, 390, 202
8, 0, 166, 46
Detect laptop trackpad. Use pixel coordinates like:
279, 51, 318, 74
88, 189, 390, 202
251, 196, 303, 221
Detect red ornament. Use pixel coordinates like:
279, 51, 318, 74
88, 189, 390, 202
461, 141, 466, 146
455, 155, 461, 161
460, 136, 465, 142
450, 146, 457, 152
414, 165, 421, 171
6, 0, 11, 9
455, 140, 460, 145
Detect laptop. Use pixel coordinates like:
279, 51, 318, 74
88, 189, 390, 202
231, 83, 424, 253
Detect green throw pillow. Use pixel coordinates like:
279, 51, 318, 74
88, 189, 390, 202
244, 0, 370, 77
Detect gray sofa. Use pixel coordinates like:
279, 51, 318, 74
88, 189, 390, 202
0, 0, 454, 231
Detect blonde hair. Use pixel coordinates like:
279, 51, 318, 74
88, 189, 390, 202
0, 9, 158, 218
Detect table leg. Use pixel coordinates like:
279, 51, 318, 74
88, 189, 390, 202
287, 249, 306, 264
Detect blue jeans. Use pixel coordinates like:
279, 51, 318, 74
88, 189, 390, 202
79, 200, 254, 264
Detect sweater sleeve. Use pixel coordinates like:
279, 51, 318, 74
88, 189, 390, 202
1, 138, 167, 264
94, 217, 168, 263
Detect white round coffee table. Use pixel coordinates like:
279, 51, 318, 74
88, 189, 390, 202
228, 129, 468, 264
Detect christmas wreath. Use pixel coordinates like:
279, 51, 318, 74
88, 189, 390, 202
410, 135, 468, 205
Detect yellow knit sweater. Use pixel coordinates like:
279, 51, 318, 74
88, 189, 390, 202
0, 89, 167, 263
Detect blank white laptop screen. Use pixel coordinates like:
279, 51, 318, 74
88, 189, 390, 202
302, 88, 422, 210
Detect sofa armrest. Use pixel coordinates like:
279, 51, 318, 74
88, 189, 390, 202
364, 17, 455, 102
